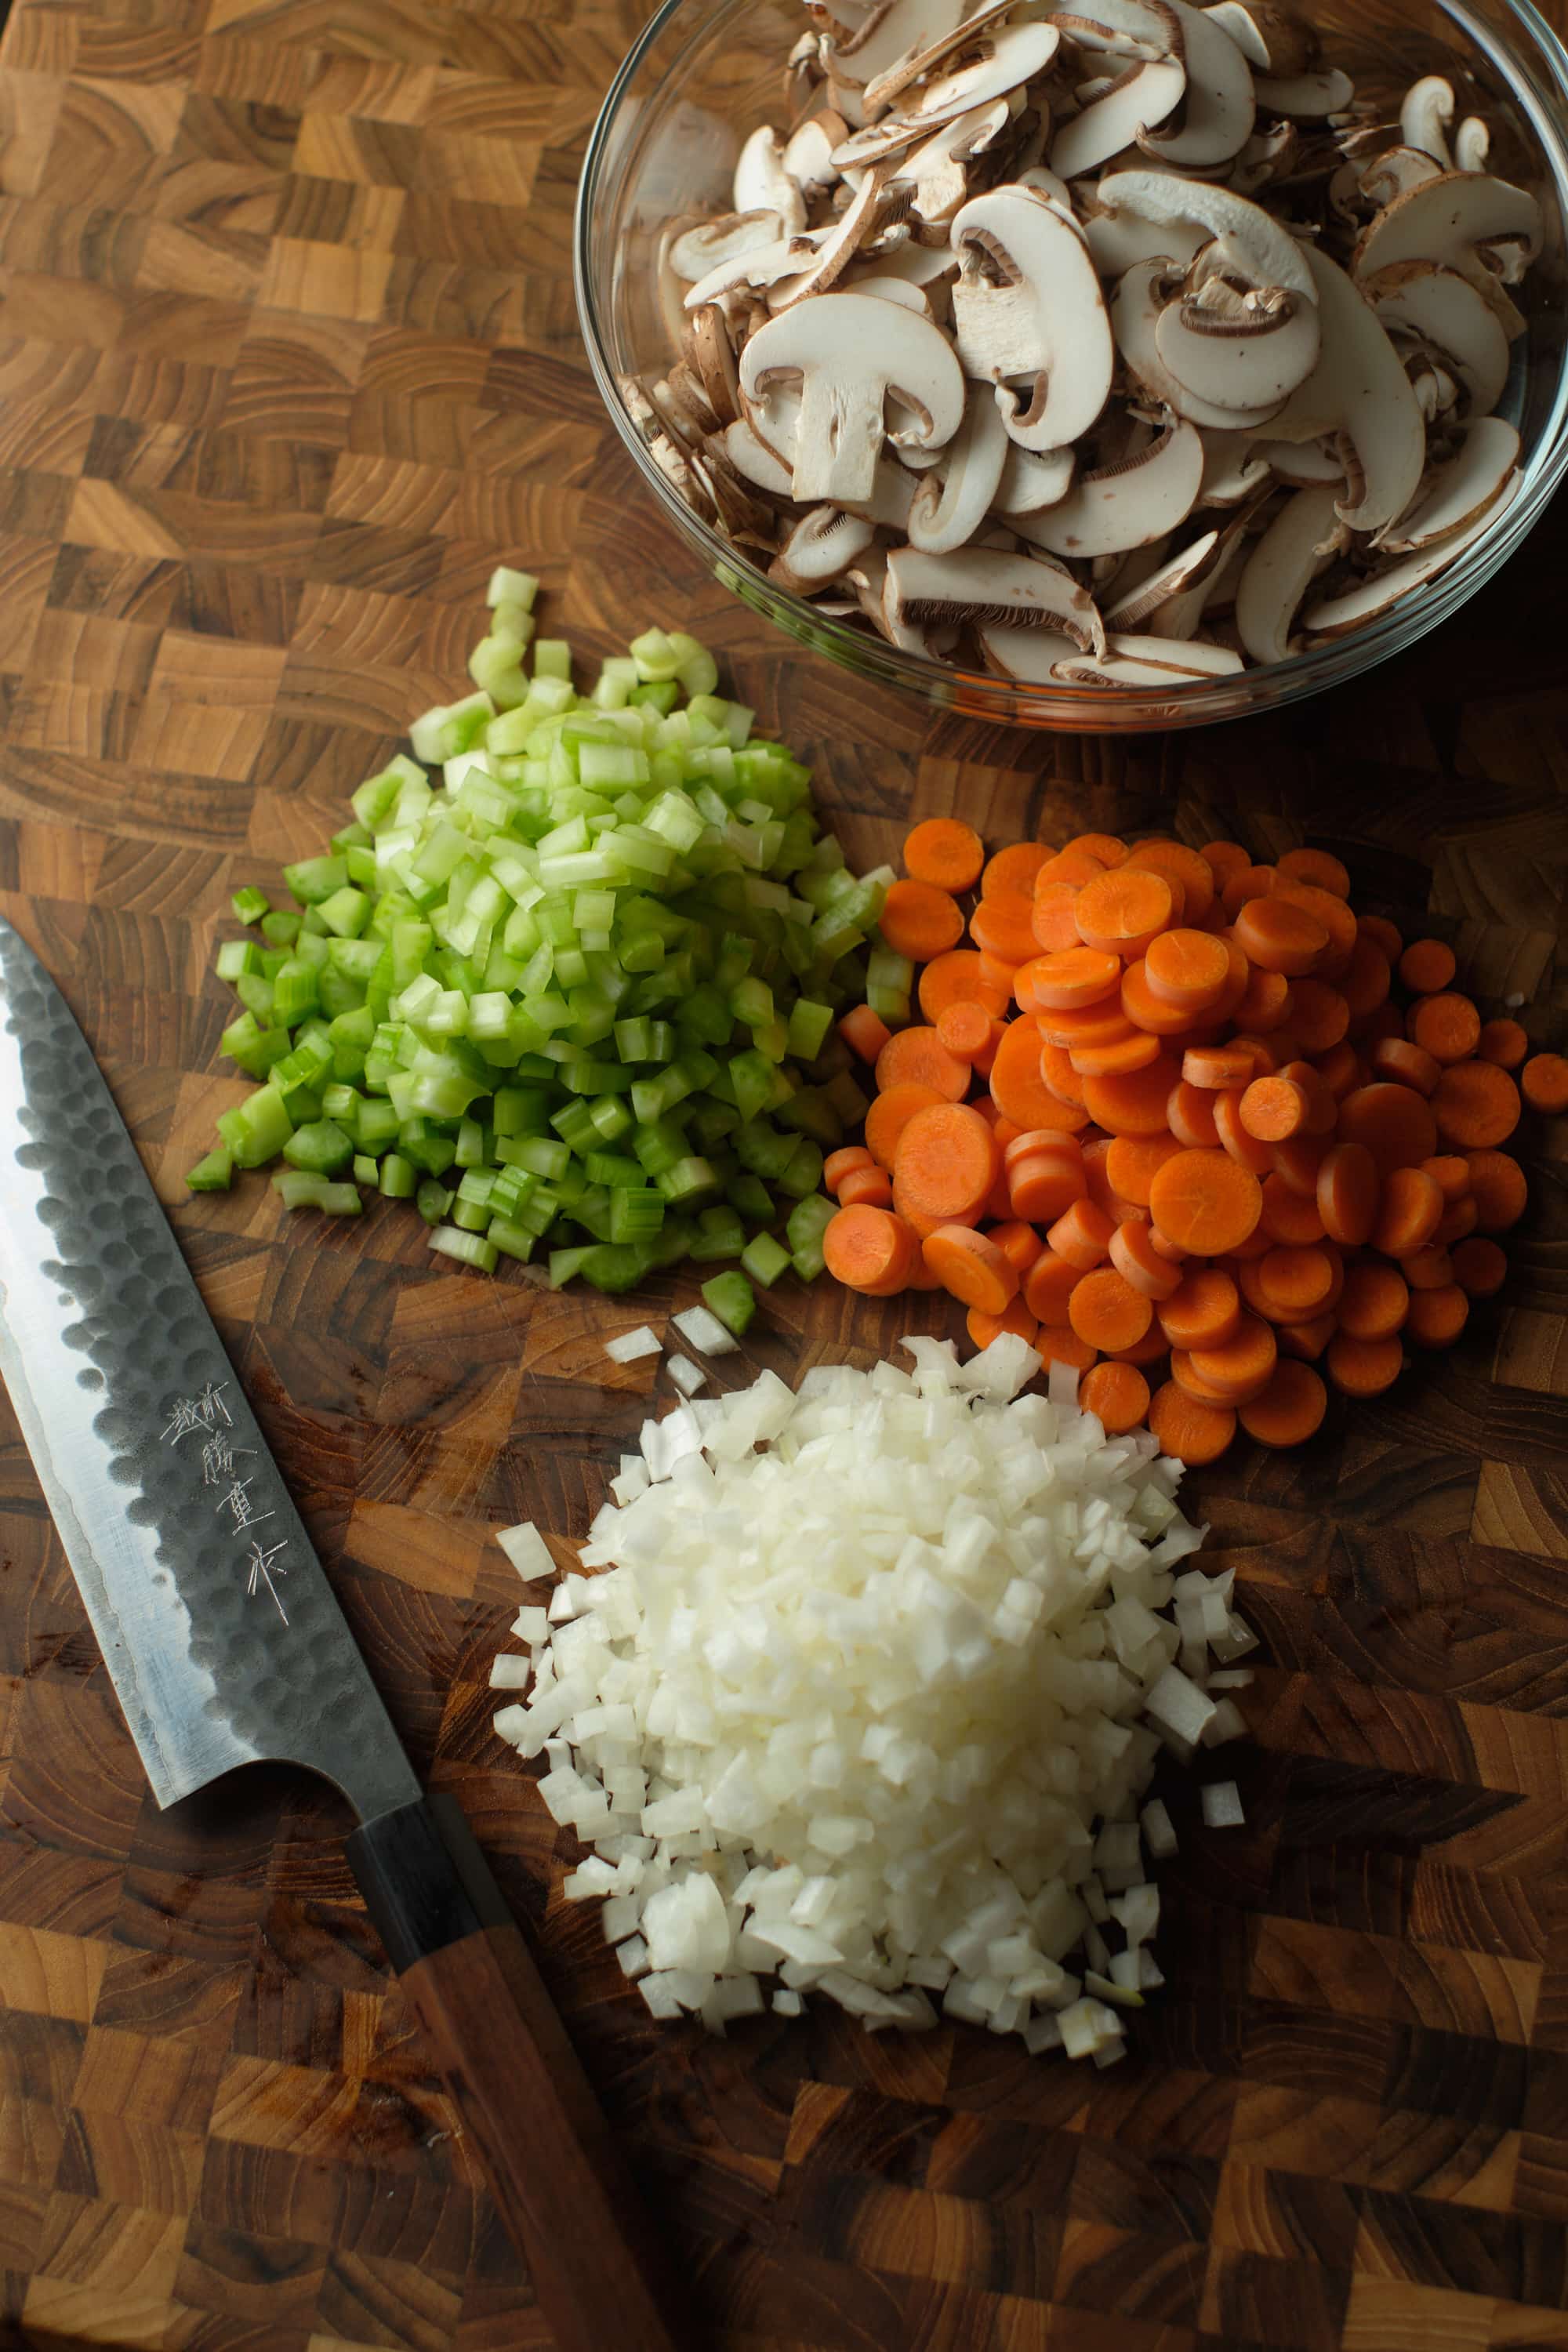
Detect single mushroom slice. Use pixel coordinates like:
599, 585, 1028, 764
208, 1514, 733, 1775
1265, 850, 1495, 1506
977, 625, 1085, 679
886, 543, 1108, 647
1051, 60, 1187, 179
1399, 74, 1454, 168
1363, 259, 1511, 415
1098, 169, 1318, 303
766, 167, 895, 307
1079, 190, 1206, 277
857, 448, 922, 528
1103, 523, 1221, 625
684, 304, 742, 425
1301, 466, 1519, 637
949, 184, 1116, 450
850, 237, 961, 296
1049, 0, 1183, 61
768, 503, 878, 590
863, 0, 1022, 112
1233, 481, 1345, 662
830, 0, 971, 95
734, 126, 809, 234
1230, 122, 1299, 195
672, 211, 797, 285
838, 268, 935, 315
783, 109, 848, 197
1051, 631, 1245, 681
740, 289, 967, 504
1014, 165, 1080, 222
1198, 424, 1275, 503
901, 20, 1065, 129
994, 440, 1077, 512
1155, 271, 1321, 414
1138, 0, 1256, 168
889, 97, 1012, 226
1203, 2, 1317, 78
1112, 260, 1292, 430
1016, 416, 1203, 553
907, 391, 1011, 550
1352, 171, 1543, 339
1454, 116, 1490, 173
1358, 144, 1445, 209
1377, 415, 1520, 552
683, 232, 822, 311
721, 414, 797, 495
1255, 241, 1427, 535
1253, 434, 1344, 484
1250, 68, 1353, 118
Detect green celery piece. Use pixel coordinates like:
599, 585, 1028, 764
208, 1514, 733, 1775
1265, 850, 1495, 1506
488, 1216, 536, 1262
656, 1154, 718, 1206
216, 938, 261, 982
702, 1269, 756, 1336
786, 997, 834, 1061
492, 1086, 550, 1138
320, 1082, 361, 1129
776, 1138, 824, 1200
548, 1245, 596, 1290
727, 1049, 775, 1126
283, 854, 348, 906
220, 1013, 290, 1079
688, 1205, 744, 1262
487, 564, 539, 611
185, 1145, 234, 1192
399, 1120, 459, 1177
357, 1098, 401, 1151
231, 885, 270, 926
631, 1115, 688, 1177
416, 1178, 454, 1225
430, 1225, 499, 1273
274, 1171, 362, 1214
328, 1005, 377, 1080
488, 1163, 539, 1219
352, 1153, 379, 1185
379, 1152, 416, 1198
272, 958, 320, 1026
282, 1120, 354, 1175
725, 1171, 773, 1226
608, 1188, 666, 1243
578, 1241, 655, 1294
454, 1116, 488, 1167
775, 1084, 843, 1149
584, 1151, 643, 1189
741, 1231, 791, 1288
550, 1098, 598, 1154
317, 884, 370, 938
233, 973, 275, 1021
532, 639, 571, 682
316, 970, 365, 1020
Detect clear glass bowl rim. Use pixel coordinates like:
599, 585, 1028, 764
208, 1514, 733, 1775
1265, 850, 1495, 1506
575, 0, 1568, 729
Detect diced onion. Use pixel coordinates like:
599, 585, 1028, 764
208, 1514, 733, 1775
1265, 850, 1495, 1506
1201, 1780, 1245, 1828
604, 1325, 662, 1364
495, 1520, 554, 1581
671, 1304, 739, 1356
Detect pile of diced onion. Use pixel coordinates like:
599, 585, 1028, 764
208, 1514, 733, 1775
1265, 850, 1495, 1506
492, 1335, 1252, 2056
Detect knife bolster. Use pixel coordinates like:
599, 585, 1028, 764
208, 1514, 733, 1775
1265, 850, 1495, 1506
345, 1793, 514, 1972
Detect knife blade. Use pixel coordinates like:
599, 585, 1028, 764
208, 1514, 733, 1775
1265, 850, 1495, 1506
0, 916, 686, 2352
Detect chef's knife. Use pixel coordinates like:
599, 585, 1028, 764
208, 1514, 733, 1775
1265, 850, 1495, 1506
0, 916, 685, 2352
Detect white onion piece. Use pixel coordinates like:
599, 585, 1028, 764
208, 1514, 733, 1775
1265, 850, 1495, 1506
672, 1304, 741, 1355
1202, 1780, 1246, 1828
495, 1520, 554, 1581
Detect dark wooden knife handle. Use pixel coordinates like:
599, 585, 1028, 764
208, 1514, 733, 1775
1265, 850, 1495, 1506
347, 1795, 688, 2352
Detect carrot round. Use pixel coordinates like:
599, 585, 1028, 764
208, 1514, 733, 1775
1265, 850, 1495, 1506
1213, 1088, 1276, 1174
918, 949, 1011, 1025
977, 949, 1021, 1000
1037, 847, 1108, 889
1405, 1283, 1468, 1348
1271, 880, 1358, 979
1326, 1330, 1403, 1397
893, 1102, 999, 1225
1148, 1380, 1236, 1465
1239, 1075, 1308, 1142
837, 1163, 895, 1210
1201, 840, 1251, 885
1401, 1244, 1454, 1291
982, 842, 1050, 900
1124, 839, 1214, 924
1069, 1266, 1153, 1352
1231, 968, 1292, 1034
1398, 938, 1456, 994
1451, 1237, 1506, 1298
1009, 1151, 1088, 1223
1267, 1136, 1328, 1196
1167, 1079, 1221, 1149
864, 1080, 946, 1171
1079, 1359, 1150, 1436
1062, 832, 1128, 869
1420, 1154, 1471, 1204
1337, 1082, 1439, 1175
1463, 1149, 1526, 1230
923, 1224, 1019, 1314
1434, 1195, 1479, 1248
1338, 939, 1392, 1030
1024, 946, 1123, 1011
989, 1020, 1091, 1134
1338, 1261, 1409, 1341
1431, 1060, 1520, 1150
1103, 1324, 1171, 1367
1370, 1166, 1443, 1258
1222, 864, 1276, 920
1071, 1029, 1163, 1079
839, 1004, 892, 1065
880, 878, 964, 964
1109, 1218, 1183, 1301
1279, 978, 1346, 1058
1157, 1268, 1241, 1352
1408, 992, 1481, 1068
1313, 1041, 1363, 1102
1040, 1040, 1088, 1106
1522, 1052, 1568, 1114
822, 1204, 915, 1296
875, 1025, 970, 1102
1276, 1061, 1338, 1138
1004, 1126, 1082, 1171
1144, 927, 1230, 1011
1357, 914, 1404, 966
1477, 1019, 1529, 1071
1276, 1311, 1337, 1362
1073, 869, 1175, 959
1104, 1134, 1182, 1208
1037, 996, 1138, 1051
1316, 1139, 1379, 1246
905, 816, 984, 895
1259, 1173, 1325, 1246
1183, 1043, 1258, 1091
1047, 1198, 1116, 1270
1120, 958, 1203, 1036
1081, 1054, 1181, 1138
967, 1299, 1039, 1351
1256, 1245, 1335, 1319
1239, 1359, 1328, 1447
1147, 1147, 1263, 1256
936, 999, 996, 1062
1034, 1324, 1098, 1374
970, 893, 1041, 967
1370, 1036, 1441, 1096
1032, 880, 1086, 954
1023, 1248, 1084, 1323
990, 1218, 1047, 1276
1276, 848, 1350, 898
1188, 1312, 1278, 1402
824, 1145, 875, 1193
1232, 898, 1328, 977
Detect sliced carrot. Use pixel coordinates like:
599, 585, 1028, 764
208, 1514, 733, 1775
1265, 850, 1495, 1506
1259, 1173, 1326, 1246
1069, 1266, 1153, 1352
982, 1154, 1015, 1225
1079, 1360, 1151, 1436
1081, 1054, 1181, 1138
1398, 938, 1456, 994
982, 842, 1050, 900
1256, 1244, 1335, 1319
1184, 1043, 1258, 1091
823, 1204, 914, 1296
1313, 1041, 1363, 1102
1023, 1249, 1084, 1323
1232, 897, 1329, 977
1276, 1061, 1338, 1138
1285, 977, 1349, 1056
893, 1102, 999, 1225
1431, 1060, 1520, 1149
923, 1224, 1019, 1315
1270, 880, 1358, 979
1121, 958, 1205, 1036
1239, 1359, 1329, 1448
1073, 868, 1175, 959
880, 878, 965, 964
990, 1219, 1047, 1276
1222, 864, 1276, 921
1036, 847, 1108, 888
1408, 992, 1481, 1067
1276, 848, 1351, 898
837, 1163, 895, 1210
1239, 1075, 1308, 1142
904, 816, 984, 895
1316, 1140, 1379, 1245
1123, 839, 1214, 924
875, 1025, 970, 1102
1047, 1198, 1116, 1269
1104, 1133, 1183, 1208
917, 948, 1011, 1025
1370, 1166, 1443, 1258
1071, 1029, 1163, 1079
1338, 1261, 1409, 1341
1034, 1324, 1098, 1374
1147, 1147, 1263, 1255
970, 893, 1042, 967
977, 949, 1022, 1000
1167, 1079, 1221, 1149
1268, 1136, 1328, 1196
1032, 880, 1086, 954
1327, 1330, 1403, 1396
1040, 1040, 1088, 1105
864, 1080, 946, 1171
1370, 1036, 1440, 1096
1522, 1052, 1568, 1114
1103, 1325, 1171, 1367
1156, 1268, 1241, 1352
1401, 1243, 1454, 1291
1062, 832, 1128, 869
1004, 1126, 1082, 1172
1405, 1283, 1468, 1348
1337, 1082, 1439, 1174
1420, 1154, 1471, 1204
1037, 996, 1138, 1051
1434, 1194, 1479, 1247
936, 999, 996, 1062
839, 1004, 892, 1065
824, 1145, 875, 1193
1187, 1312, 1278, 1402
1477, 1019, 1529, 1072
1080, 1134, 1123, 1221
1463, 1149, 1526, 1230
967, 1299, 1040, 1350
989, 1019, 1091, 1133
1356, 913, 1403, 966
1231, 967, 1292, 1033
1143, 927, 1230, 1011
1450, 1237, 1506, 1298
1109, 1218, 1184, 1301
1009, 1152, 1089, 1223
1213, 1088, 1276, 1175
1353, 1003, 1406, 1053
1200, 840, 1251, 885
1277, 1312, 1337, 1362
1022, 946, 1123, 1011
1148, 1381, 1236, 1465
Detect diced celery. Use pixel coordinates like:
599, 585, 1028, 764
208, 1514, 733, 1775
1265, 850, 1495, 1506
487, 564, 539, 612
379, 1152, 416, 1198
274, 1170, 361, 1214
185, 1146, 234, 1192
283, 1120, 354, 1175
702, 1269, 756, 1336
430, 1225, 499, 1272
688, 1204, 745, 1261
231, 885, 270, 926
416, 1178, 454, 1225
741, 1231, 791, 1287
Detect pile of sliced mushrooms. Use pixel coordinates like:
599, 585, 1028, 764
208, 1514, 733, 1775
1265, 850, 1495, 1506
622, 0, 1541, 688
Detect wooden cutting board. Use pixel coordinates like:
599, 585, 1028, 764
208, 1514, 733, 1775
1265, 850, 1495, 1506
0, 1, 1566, 2347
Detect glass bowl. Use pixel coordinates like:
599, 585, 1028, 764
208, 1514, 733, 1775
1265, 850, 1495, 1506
576, 0, 1568, 735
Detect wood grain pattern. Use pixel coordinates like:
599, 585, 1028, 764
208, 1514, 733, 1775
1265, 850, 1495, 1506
0, 0, 1564, 2345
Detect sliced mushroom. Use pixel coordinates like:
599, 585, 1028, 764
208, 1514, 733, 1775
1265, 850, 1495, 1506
1079, 191, 1206, 277
1050, 0, 1182, 60
1377, 416, 1520, 552
1155, 278, 1320, 413
1052, 631, 1246, 680
1203, 2, 1316, 78
950, 184, 1116, 449
1259, 242, 1427, 535
862, 0, 1022, 112
740, 289, 966, 503
767, 166, 895, 306
902, 20, 1065, 127
1112, 260, 1290, 430
784, 109, 848, 197
1015, 416, 1203, 554
1198, 426, 1274, 503
977, 625, 1083, 678
1302, 466, 1519, 635
672, 212, 795, 285
1352, 172, 1543, 338
1454, 116, 1490, 174
1399, 74, 1454, 169
1104, 523, 1220, 623
859, 448, 922, 528
1098, 169, 1318, 302
1051, 60, 1187, 178
683, 232, 822, 310
684, 304, 741, 425
734, 126, 808, 234
994, 440, 1077, 512
1233, 481, 1345, 662
1230, 122, 1299, 196
1254, 434, 1344, 484
1250, 68, 1353, 118
891, 96, 1012, 223
1139, 0, 1256, 168
769, 504, 878, 589
829, 0, 971, 92
886, 543, 1108, 645
1358, 145, 1445, 210
721, 414, 796, 495
647, 429, 718, 522
908, 392, 1011, 550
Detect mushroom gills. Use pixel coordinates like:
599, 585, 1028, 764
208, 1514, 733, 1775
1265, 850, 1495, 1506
886, 543, 1108, 647
1154, 281, 1321, 413
950, 184, 1116, 450
1302, 467, 1520, 635
742, 289, 967, 504
769, 503, 878, 589
1260, 241, 1427, 537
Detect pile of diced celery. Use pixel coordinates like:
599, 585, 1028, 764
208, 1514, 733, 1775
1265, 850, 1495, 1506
188, 572, 904, 1299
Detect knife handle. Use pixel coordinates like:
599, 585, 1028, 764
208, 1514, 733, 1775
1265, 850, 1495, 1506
346, 1794, 688, 2352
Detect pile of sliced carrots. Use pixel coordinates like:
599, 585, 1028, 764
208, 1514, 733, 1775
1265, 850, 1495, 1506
823, 818, 1555, 1465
